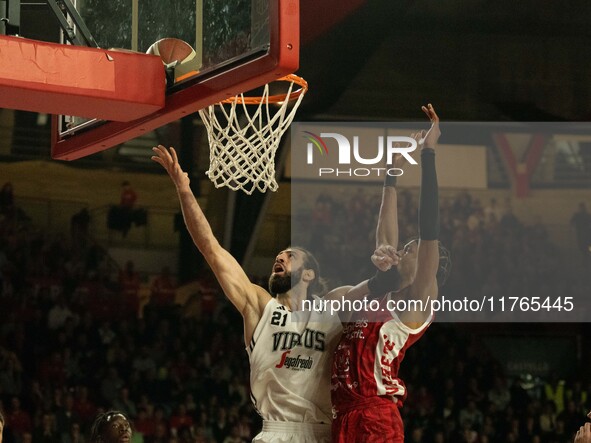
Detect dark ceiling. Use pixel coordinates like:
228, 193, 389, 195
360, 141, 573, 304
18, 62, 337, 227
6, 0, 591, 166
298, 0, 591, 122
14, 0, 591, 124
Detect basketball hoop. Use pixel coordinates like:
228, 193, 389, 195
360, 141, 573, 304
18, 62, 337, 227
198, 74, 308, 194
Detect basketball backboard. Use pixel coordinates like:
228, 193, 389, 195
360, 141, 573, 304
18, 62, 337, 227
50, 0, 300, 160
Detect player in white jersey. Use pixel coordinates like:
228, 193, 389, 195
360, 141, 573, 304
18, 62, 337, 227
152, 146, 395, 442
247, 280, 342, 441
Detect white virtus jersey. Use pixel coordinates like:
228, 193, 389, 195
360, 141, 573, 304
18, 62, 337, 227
247, 297, 342, 424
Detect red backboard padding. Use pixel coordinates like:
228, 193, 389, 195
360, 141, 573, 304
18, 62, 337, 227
0, 35, 165, 121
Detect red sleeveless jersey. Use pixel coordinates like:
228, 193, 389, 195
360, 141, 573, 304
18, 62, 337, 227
331, 295, 432, 415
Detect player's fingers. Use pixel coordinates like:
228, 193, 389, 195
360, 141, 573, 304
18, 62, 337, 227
376, 245, 397, 260
170, 146, 179, 164
371, 254, 384, 267
158, 145, 174, 168
372, 249, 391, 261
575, 424, 590, 441
390, 253, 400, 265
371, 254, 388, 264
379, 257, 398, 269
372, 252, 387, 263
427, 103, 439, 122
152, 145, 169, 162
382, 245, 397, 256
421, 103, 438, 122
150, 155, 163, 166
376, 263, 392, 272
151, 147, 166, 162
375, 247, 399, 267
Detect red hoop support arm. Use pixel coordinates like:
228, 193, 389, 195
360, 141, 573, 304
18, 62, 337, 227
51, 0, 300, 161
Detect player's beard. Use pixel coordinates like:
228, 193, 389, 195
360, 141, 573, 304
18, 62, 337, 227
269, 267, 303, 296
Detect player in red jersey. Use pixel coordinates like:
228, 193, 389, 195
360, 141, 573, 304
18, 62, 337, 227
331, 104, 450, 443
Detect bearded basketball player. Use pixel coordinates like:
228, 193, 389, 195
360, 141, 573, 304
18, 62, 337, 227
152, 141, 401, 442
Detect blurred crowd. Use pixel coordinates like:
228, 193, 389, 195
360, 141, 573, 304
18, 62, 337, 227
299, 188, 590, 308
0, 187, 256, 443
1, 185, 590, 443
399, 325, 590, 443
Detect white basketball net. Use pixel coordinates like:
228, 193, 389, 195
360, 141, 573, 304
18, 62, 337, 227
198, 75, 307, 194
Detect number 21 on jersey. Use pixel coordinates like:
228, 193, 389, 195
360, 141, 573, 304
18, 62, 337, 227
271, 310, 288, 327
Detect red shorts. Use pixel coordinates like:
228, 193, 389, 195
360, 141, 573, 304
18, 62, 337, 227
332, 400, 403, 443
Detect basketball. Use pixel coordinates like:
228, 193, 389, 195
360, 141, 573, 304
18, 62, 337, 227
147, 38, 201, 83
146, 38, 196, 65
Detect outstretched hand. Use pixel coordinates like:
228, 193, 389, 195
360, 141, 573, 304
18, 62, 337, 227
151, 145, 191, 190
371, 245, 400, 272
412, 103, 441, 150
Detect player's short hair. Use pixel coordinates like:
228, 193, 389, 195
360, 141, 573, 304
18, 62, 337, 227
290, 246, 327, 297
90, 411, 128, 443
0, 410, 4, 425
403, 238, 451, 287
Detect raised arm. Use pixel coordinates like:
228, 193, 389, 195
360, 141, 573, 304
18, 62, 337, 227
376, 168, 399, 249
151, 146, 269, 325
402, 104, 442, 326
372, 152, 405, 269
367, 154, 406, 292
325, 157, 404, 318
